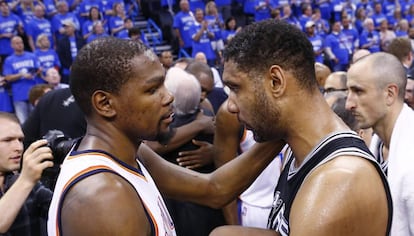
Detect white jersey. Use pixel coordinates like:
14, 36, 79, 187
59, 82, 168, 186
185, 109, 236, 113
239, 129, 282, 208
48, 150, 176, 236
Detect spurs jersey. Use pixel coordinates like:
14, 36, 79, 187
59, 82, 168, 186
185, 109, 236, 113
369, 134, 389, 175
267, 131, 393, 236
48, 150, 176, 236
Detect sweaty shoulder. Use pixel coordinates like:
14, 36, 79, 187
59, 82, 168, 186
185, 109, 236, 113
60, 172, 152, 236
290, 155, 389, 236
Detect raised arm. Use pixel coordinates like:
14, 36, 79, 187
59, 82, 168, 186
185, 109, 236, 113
0, 140, 53, 233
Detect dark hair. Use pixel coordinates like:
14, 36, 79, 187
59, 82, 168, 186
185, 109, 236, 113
224, 20, 317, 90
387, 37, 412, 61
28, 84, 53, 106
70, 37, 153, 115
128, 27, 141, 37
225, 16, 236, 30
88, 6, 102, 21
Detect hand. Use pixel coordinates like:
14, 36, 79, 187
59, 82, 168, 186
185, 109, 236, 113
176, 140, 214, 169
21, 72, 34, 79
20, 139, 53, 185
194, 111, 215, 135
0, 76, 5, 86
179, 38, 184, 47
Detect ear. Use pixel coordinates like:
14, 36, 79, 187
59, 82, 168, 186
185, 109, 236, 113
91, 90, 117, 118
384, 83, 399, 106
268, 65, 286, 97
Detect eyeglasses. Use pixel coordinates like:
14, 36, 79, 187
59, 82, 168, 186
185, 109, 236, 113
323, 88, 348, 94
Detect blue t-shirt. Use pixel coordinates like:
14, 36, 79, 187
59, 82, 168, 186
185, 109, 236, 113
308, 34, 325, 63
359, 30, 381, 53
0, 14, 23, 56
34, 49, 61, 70
26, 17, 53, 49
3, 52, 41, 101
325, 32, 350, 65
173, 11, 195, 49
190, 23, 216, 60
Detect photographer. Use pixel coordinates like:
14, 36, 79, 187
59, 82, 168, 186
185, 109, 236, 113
0, 112, 53, 236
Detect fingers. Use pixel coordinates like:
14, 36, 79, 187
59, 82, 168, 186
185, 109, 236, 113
191, 139, 209, 146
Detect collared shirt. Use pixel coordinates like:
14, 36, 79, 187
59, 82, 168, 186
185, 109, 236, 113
0, 172, 52, 236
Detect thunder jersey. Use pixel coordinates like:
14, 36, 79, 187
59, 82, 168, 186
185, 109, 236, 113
267, 131, 393, 236
47, 149, 176, 236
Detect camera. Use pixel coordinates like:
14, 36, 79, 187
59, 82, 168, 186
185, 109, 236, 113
41, 130, 77, 189
42, 130, 76, 165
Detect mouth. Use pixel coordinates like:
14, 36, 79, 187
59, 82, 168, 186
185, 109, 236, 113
161, 111, 174, 124
10, 156, 21, 163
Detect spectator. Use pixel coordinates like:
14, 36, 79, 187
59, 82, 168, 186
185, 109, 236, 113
359, 18, 381, 53
194, 52, 223, 88
51, 1, 80, 41
86, 21, 109, 43
3, 36, 41, 124
56, 19, 85, 84
34, 33, 61, 72
346, 52, 414, 235
0, 0, 24, 70
26, 4, 53, 52
387, 37, 414, 77
305, 21, 325, 63
395, 19, 409, 37
323, 71, 348, 95
173, 0, 195, 56
0, 112, 53, 236
190, 8, 216, 67
325, 21, 350, 71
405, 76, 414, 109
159, 50, 174, 71
28, 83, 52, 106
108, 2, 129, 38
379, 19, 396, 51
221, 16, 242, 45
42, 67, 68, 90
81, 6, 108, 41
205, 1, 224, 65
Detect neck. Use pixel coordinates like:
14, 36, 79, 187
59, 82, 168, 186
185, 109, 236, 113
373, 102, 404, 149
79, 122, 142, 168
284, 90, 350, 166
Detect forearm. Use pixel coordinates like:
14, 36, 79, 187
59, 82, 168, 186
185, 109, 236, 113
5, 73, 22, 82
0, 177, 35, 233
222, 200, 239, 225
145, 141, 284, 208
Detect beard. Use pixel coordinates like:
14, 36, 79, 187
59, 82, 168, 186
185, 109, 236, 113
156, 126, 176, 145
251, 89, 282, 143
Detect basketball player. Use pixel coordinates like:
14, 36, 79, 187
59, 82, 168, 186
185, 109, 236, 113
208, 20, 392, 236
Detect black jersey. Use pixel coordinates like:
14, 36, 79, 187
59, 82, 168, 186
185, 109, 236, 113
267, 131, 393, 236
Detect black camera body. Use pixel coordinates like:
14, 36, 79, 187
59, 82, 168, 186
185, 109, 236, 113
42, 130, 75, 165
41, 130, 77, 189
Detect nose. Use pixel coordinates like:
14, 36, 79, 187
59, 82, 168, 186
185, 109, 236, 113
226, 96, 239, 114
11, 139, 23, 154
345, 94, 355, 111
162, 86, 174, 106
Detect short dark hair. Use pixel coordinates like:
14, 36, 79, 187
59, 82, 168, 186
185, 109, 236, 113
387, 37, 412, 61
70, 37, 153, 115
185, 61, 213, 80
224, 20, 317, 90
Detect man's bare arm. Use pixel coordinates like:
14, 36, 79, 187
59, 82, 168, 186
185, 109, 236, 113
138, 140, 284, 209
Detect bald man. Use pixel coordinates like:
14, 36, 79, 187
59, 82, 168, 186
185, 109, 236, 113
323, 71, 348, 95
346, 52, 414, 235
